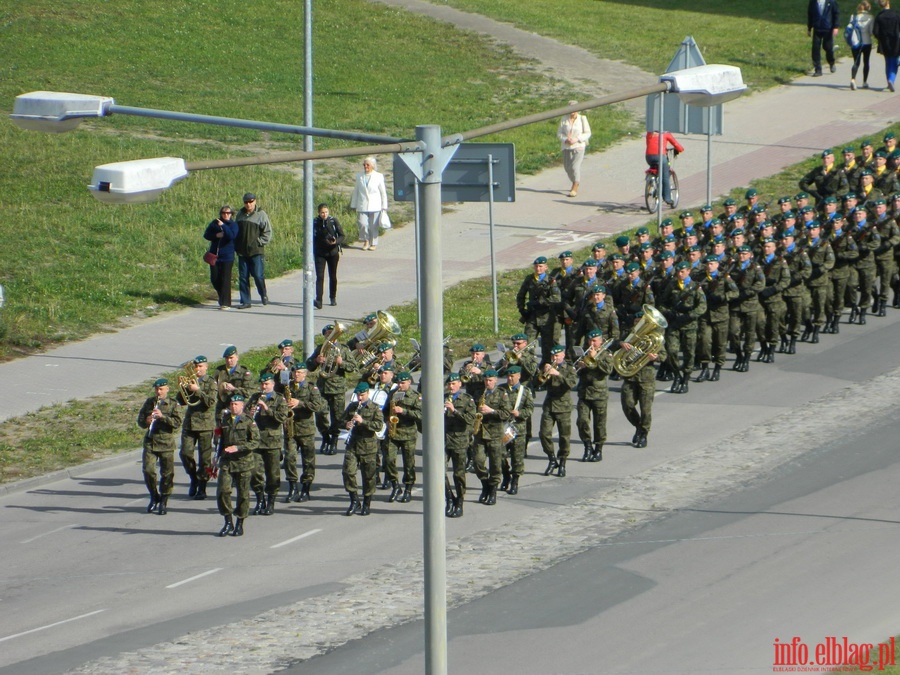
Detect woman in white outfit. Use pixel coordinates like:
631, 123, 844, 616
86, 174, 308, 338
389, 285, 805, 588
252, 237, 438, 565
557, 103, 591, 197
350, 156, 389, 251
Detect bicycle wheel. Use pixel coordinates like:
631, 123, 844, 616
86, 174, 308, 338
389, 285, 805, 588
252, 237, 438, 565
668, 170, 680, 209
644, 174, 659, 213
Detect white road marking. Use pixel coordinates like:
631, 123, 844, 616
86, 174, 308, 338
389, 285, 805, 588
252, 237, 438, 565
270, 528, 322, 549
165, 568, 223, 589
20, 524, 78, 544
0, 609, 106, 643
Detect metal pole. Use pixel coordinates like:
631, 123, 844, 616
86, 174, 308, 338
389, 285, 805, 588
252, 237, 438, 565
487, 154, 498, 335
417, 124, 448, 675
707, 106, 713, 207
414, 180, 422, 326
656, 92, 664, 227
302, 0, 315, 357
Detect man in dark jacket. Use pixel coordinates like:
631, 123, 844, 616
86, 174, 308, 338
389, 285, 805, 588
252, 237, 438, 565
808, 0, 840, 76
873, 0, 900, 91
235, 192, 273, 309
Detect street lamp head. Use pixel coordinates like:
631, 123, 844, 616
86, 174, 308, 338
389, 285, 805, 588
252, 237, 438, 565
660, 65, 746, 106
88, 157, 188, 204
11, 91, 113, 133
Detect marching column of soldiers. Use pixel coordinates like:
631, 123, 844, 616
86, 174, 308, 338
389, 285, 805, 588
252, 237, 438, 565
138, 139, 900, 536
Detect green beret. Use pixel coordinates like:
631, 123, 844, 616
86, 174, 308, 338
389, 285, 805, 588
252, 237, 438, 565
506, 365, 522, 375
761, 237, 775, 244
592, 242, 606, 250
842, 147, 855, 154
322, 324, 334, 335
687, 245, 700, 252
259, 372, 274, 382
843, 192, 858, 200
153, 378, 168, 387
194, 355, 208, 364
738, 244, 752, 253
223, 345, 237, 358
861, 168, 873, 176
533, 256, 548, 265
625, 262, 640, 272
615, 235, 630, 247
733, 211, 746, 220
610, 253, 625, 261
354, 382, 370, 394
659, 251, 675, 260
710, 218, 722, 226
661, 218, 674, 227
558, 250, 573, 258
396, 371, 411, 382
712, 235, 726, 244
364, 313, 377, 323
278, 339, 293, 349
705, 255, 719, 263
861, 139, 873, 148
550, 344, 565, 355
893, 193, 900, 200
777, 196, 793, 205
675, 261, 690, 270
745, 189, 758, 198
293, 362, 308, 371
447, 372, 461, 382
587, 328, 603, 338
591, 283, 607, 293
723, 198, 737, 206
640, 242, 653, 250
469, 343, 486, 352
795, 191, 810, 200
377, 342, 393, 353
484, 368, 499, 378
511, 333, 528, 341
230, 393, 245, 402
875, 198, 887, 205
891, 150, 900, 159
782, 227, 796, 237
636, 227, 650, 235
806, 220, 821, 229
380, 364, 394, 372
662, 234, 677, 243
783, 211, 796, 220
875, 150, 887, 158
679, 211, 693, 219
825, 196, 838, 204
821, 148, 834, 157
731, 228, 745, 236
700, 204, 713, 211
582, 258, 597, 267
885, 132, 895, 141
800, 205, 814, 214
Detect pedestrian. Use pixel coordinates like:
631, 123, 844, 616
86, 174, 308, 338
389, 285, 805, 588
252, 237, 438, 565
312, 202, 345, 309
137, 378, 184, 516
203, 205, 238, 310
350, 157, 389, 251
848, 1, 875, 89
235, 193, 272, 309
808, 0, 841, 77
557, 103, 591, 197
873, 0, 900, 91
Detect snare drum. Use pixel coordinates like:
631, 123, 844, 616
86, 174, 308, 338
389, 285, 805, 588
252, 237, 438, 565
501, 422, 518, 445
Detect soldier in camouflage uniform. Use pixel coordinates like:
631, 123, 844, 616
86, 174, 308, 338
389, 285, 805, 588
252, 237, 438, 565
848, 206, 882, 325
799, 148, 849, 205
472, 369, 511, 506
216, 393, 259, 537
619, 322, 667, 449
658, 261, 706, 393
871, 198, 900, 315
755, 238, 791, 363
387, 371, 422, 504
728, 245, 766, 372
537, 345, 578, 477
516, 256, 561, 364
213, 345, 253, 417
575, 329, 614, 462
501, 365, 534, 496
444, 373, 475, 517
824, 215, 859, 333
177, 355, 218, 500
307, 324, 359, 455
247, 372, 289, 515
696, 255, 739, 382
138, 378, 185, 516
550, 251, 580, 359
801, 221, 835, 343
340, 382, 385, 516
575, 284, 619, 347
779, 228, 812, 354
284, 364, 327, 503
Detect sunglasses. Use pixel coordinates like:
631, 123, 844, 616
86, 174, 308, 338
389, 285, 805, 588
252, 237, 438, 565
220, 211, 232, 215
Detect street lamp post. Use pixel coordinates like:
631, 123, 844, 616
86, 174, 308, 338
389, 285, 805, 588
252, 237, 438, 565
11, 63, 745, 675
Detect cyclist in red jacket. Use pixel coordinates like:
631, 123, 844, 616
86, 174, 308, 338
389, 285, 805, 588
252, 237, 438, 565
645, 131, 685, 207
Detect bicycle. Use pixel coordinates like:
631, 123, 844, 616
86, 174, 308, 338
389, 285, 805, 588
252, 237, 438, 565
644, 150, 680, 213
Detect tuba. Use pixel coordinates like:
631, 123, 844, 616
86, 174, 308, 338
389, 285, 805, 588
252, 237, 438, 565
357, 310, 402, 367
612, 304, 668, 378
177, 361, 202, 406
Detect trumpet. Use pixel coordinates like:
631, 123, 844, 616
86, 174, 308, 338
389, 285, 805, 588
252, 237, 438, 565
460, 359, 485, 384
146, 396, 162, 437
366, 355, 386, 385
266, 355, 287, 374
502, 339, 537, 365
574, 339, 615, 370
536, 363, 554, 385
444, 393, 453, 416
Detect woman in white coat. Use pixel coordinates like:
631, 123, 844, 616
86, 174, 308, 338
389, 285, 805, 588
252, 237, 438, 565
350, 156, 389, 251
557, 103, 591, 198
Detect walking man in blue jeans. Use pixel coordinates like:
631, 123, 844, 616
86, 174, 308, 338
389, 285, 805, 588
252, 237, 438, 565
235, 193, 272, 309
808, 0, 840, 76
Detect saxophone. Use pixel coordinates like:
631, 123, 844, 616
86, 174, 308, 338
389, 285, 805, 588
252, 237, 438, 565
472, 391, 486, 436
387, 390, 403, 439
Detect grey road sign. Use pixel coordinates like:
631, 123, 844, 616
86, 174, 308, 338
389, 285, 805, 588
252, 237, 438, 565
394, 143, 516, 203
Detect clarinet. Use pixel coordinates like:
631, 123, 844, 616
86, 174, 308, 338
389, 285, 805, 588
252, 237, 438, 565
146, 396, 161, 438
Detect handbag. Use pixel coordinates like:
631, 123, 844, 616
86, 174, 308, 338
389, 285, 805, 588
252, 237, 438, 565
203, 251, 218, 265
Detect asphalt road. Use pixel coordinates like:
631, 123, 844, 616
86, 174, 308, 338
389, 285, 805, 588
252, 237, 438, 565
1, 309, 899, 673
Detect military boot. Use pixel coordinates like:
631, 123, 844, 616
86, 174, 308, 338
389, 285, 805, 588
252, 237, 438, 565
388, 481, 402, 502
543, 457, 559, 476
557, 458, 567, 477
592, 443, 604, 462
285, 481, 297, 503
445, 486, 456, 515
831, 313, 841, 334
710, 365, 721, 381
764, 344, 775, 363
265, 493, 277, 515
399, 486, 412, 503
732, 348, 744, 371
252, 493, 266, 515
787, 337, 797, 354
849, 304, 859, 324
448, 498, 464, 518
877, 299, 887, 317
359, 496, 372, 516
345, 492, 360, 516
478, 480, 490, 503
147, 491, 160, 514
500, 471, 511, 490
319, 435, 330, 455
188, 476, 198, 497
679, 377, 689, 394
157, 495, 168, 516
669, 373, 682, 393
485, 486, 497, 506
508, 476, 520, 495
756, 342, 767, 362
695, 364, 710, 382
297, 483, 311, 502
218, 515, 234, 537
778, 336, 789, 353
858, 307, 867, 325
811, 326, 820, 344
232, 518, 244, 536
195, 480, 208, 500
800, 320, 813, 342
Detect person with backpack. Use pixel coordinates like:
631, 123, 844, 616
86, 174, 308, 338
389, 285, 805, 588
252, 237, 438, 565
847, 1, 876, 89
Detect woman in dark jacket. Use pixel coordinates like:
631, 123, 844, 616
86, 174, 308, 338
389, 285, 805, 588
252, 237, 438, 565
204, 205, 239, 309
313, 203, 346, 308
873, 0, 900, 91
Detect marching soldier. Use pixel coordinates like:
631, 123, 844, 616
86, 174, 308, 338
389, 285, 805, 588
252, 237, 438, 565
696, 256, 739, 382
801, 221, 835, 343
137, 378, 184, 516
177, 355, 218, 500
341, 381, 385, 516
848, 207, 881, 325
575, 329, 614, 462
619, 319, 667, 448
575, 284, 619, 347
444, 373, 475, 518
501, 365, 534, 495
247, 372, 289, 515
307, 324, 358, 455
372, 366, 400, 497
756, 238, 791, 363
537, 345, 578, 477
799, 148, 849, 205
824, 214, 859, 333
387, 371, 422, 504
728, 245, 766, 372
284, 364, 327, 502
658, 261, 706, 393
216, 393, 259, 537
779, 228, 812, 354
472, 369, 512, 506
551, 251, 580, 359
871, 198, 900, 315
517, 256, 561, 364
214, 345, 253, 416
496, 333, 538, 382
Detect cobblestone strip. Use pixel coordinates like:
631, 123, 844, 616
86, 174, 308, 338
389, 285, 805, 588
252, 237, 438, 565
69, 368, 900, 674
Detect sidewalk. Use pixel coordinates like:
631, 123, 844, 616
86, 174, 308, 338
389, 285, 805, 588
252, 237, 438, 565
1, 57, 899, 422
